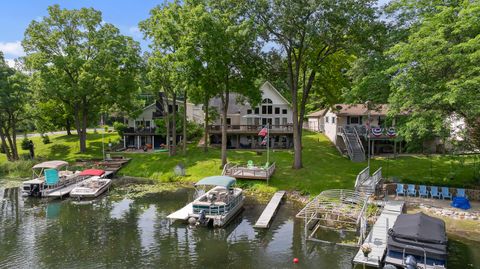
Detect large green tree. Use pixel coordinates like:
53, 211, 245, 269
23, 5, 142, 152
0, 52, 29, 161
387, 0, 480, 144
251, 0, 378, 168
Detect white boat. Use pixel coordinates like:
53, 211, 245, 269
70, 174, 111, 199
22, 160, 81, 197
176, 176, 244, 228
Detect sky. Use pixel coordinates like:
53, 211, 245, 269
0, 0, 391, 67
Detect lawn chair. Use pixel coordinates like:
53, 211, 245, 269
441, 187, 452, 200
247, 160, 254, 169
418, 185, 428, 198
44, 169, 59, 186
456, 188, 467, 198
262, 162, 270, 169
430, 186, 441, 199
396, 184, 405, 196
407, 184, 417, 197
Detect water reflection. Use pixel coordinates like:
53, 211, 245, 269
0, 184, 478, 269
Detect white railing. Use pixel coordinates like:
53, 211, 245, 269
353, 127, 365, 156
355, 167, 370, 189
372, 167, 382, 184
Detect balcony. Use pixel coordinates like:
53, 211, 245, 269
124, 127, 157, 135
207, 124, 294, 134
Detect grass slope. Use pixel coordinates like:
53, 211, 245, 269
1, 131, 479, 195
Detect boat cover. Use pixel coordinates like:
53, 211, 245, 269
451, 197, 471, 210
195, 176, 236, 189
32, 160, 68, 169
387, 212, 447, 260
79, 169, 105, 176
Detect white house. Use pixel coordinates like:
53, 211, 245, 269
124, 100, 203, 149
306, 109, 327, 132
208, 81, 294, 149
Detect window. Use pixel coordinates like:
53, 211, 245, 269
282, 118, 287, 125
274, 118, 280, 126
275, 107, 280, 114
326, 116, 329, 123
267, 106, 272, 114
247, 109, 252, 114
247, 118, 252, 125
348, 116, 362, 125
254, 107, 259, 114
262, 106, 267, 114
145, 121, 151, 127
282, 109, 287, 114
262, 105, 272, 114
332, 117, 335, 124
262, 98, 273, 104
226, 118, 231, 125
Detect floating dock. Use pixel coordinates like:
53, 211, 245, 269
254, 190, 286, 228
167, 202, 193, 221
45, 184, 79, 198
352, 200, 405, 268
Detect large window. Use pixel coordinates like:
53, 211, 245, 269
282, 118, 287, 125
348, 116, 362, 125
274, 118, 280, 126
275, 107, 280, 114
247, 109, 252, 114
282, 109, 287, 114
262, 98, 273, 115
254, 107, 259, 114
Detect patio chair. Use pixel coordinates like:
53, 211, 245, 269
262, 162, 270, 169
456, 188, 467, 198
430, 186, 441, 199
441, 187, 452, 200
407, 184, 417, 197
418, 185, 428, 198
44, 169, 59, 186
247, 160, 254, 169
395, 184, 405, 196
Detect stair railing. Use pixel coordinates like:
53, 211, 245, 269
353, 127, 366, 157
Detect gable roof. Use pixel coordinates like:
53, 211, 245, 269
261, 81, 291, 106
329, 104, 389, 116
307, 109, 327, 118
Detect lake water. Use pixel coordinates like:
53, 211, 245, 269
0, 182, 479, 269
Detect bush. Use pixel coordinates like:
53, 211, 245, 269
42, 134, 51, 144
21, 137, 30, 150
113, 122, 127, 137
104, 126, 109, 132
186, 121, 203, 141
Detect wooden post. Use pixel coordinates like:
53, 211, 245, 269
152, 135, 155, 150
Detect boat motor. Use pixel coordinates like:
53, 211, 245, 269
197, 210, 208, 226
404, 255, 417, 269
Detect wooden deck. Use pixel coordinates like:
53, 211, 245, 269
45, 184, 79, 198
167, 202, 193, 221
223, 162, 276, 180
253, 191, 286, 228
352, 200, 405, 268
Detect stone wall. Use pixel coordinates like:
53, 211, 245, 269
384, 183, 480, 201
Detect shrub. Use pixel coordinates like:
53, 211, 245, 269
186, 121, 203, 140
42, 134, 51, 144
21, 137, 30, 150
113, 122, 127, 137
104, 126, 109, 132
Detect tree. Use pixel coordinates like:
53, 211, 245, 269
23, 5, 142, 152
387, 0, 480, 144
0, 52, 29, 161
251, 0, 378, 168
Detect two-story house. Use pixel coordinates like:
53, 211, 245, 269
208, 81, 294, 149
123, 99, 203, 150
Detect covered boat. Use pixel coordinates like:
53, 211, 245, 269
70, 169, 111, 199
22, 160, 80, 197
384, 212, 447, 269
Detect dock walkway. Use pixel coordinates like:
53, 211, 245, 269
352, 200, 405, 268
45, 184, 78, 198
167, 202, 193, 221
254, 191, 286, 228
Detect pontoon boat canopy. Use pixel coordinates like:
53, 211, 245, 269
195, 176, 236, 189
79, 169, 105, 176
32, 160, 68, 169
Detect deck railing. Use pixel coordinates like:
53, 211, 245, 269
208, 124, 293, 132
222, 162, 276, 180
124, 127, 156, 134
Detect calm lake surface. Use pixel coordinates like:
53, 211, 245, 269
0, 181, 479, 269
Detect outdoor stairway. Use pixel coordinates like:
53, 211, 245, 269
344, 132, 366, 162
355, 167, 383, 196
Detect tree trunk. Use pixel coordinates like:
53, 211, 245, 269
291, 100, 302, 169
66, 118, 72, 136
182, 90, 187, 155
73, 104, 84, 153
171, 92, 177, 156
79, 101, 88, 153
203, 97, 209, 153
163, 93, 171, 155
221, 89, 229, 167
10, 119, 19, 160
5, 129, 17, 161
0, 126, 12, 161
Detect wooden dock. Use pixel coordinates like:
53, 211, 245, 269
352, 200, 405, 268
253, 191, 286, 228
167, 202, 193, 221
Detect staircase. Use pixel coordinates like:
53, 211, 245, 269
340, 127, 366, 162
355, 167, 383, 196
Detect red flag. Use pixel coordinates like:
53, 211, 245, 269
258, 127, 268, 137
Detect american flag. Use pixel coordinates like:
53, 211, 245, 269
258, 127, 268, 137
261, 137, 267, 145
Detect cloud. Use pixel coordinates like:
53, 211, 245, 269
5, 59, 16, 68
0, 41, 25, 57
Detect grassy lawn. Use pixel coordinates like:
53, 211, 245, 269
2, 131, 479, 195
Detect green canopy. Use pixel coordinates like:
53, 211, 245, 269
195, 176, 236, 189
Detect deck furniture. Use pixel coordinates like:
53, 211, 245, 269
456, 188, 467, 198
441, 187, 451, 200
407, 184, 417, 197
45, 169, 60, 185
395, 184, 406, 196
247, 160, 254, 169
418, 185, 428, 198
430, 186, 441, 199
